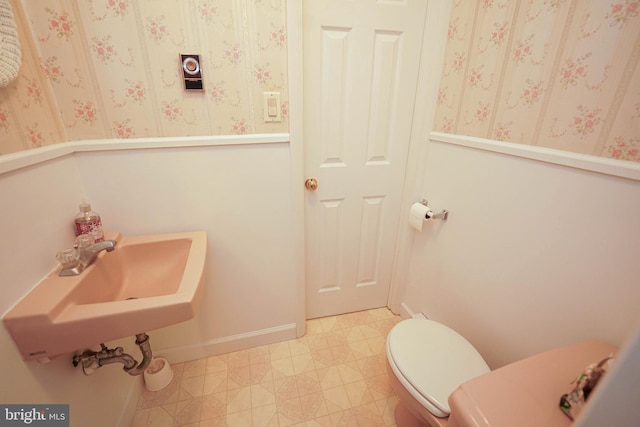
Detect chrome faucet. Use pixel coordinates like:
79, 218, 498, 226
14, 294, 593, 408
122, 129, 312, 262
59, 240, 117, 277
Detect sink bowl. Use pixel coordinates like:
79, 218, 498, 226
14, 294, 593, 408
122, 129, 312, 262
3, 231, 207, 361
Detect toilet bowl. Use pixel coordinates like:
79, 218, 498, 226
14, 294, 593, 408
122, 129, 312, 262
387, 319, 618, 427
386, 318, 490, 427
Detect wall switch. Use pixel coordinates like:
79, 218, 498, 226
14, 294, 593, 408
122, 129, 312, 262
263, 92, 281, 122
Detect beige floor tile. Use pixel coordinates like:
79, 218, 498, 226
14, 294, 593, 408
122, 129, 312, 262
225, 409, 253, 427
180, 375, 206, 399
198, 417, 227, 427
323, 386, 350, 412
174, 398, 202, 426
344, 380, 373, 407
271, 356, 296, 378
227, 386, 252, 414
336, 362, 364, 384
269, 341, 292, 360
200, 392, 227, 420
146, 406, 174, 427
291, 353, 315, 374
130, 308, 401, 427
252, 403, 279, 427
130, 408, 149, 427
251, 383, 276, 408
317, 366, 344, 390
203, 371, 228, 395
205, 356, 228, 374
289, 337, 311, 356
183, 359, 207, 378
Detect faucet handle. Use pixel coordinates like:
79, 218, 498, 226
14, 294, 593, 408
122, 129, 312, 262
74, 234, 95, 249
56, 248, 79, 268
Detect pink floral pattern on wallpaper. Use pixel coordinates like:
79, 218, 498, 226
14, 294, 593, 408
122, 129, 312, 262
146, 16, 169, 43
113, 119, 135, 138
0, 0, 289, 153
254, 64, 272, 85
42, 57, 65, 84
91, 36, 117, 64
199, 2, 218, 22
23, 78, 43, 105
606, 0, 640, 27
270, 26, 287, 47
224, 43, 243, 65
570, 105, 602, 138
493, 122, 512, 141
606, 136, 640, 161
45, 8, 73, 40
434, 0, 640, 163
125, 81, 146, 103
25, 125, 45, 148
73, 100, 98, 125
512, 36, 534, 64
0, 108, 9, 131
106, 0, 129, 17
208, 82, 228, 104
160, 100, 182, 122
231, 118, 248, 134
88, 0, 130, 20
521, 80, 544, 106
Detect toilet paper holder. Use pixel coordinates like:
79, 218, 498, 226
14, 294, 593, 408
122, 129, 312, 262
419, 199, 449, 221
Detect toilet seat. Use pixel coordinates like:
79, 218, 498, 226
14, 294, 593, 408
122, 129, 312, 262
386, 319, 490, 417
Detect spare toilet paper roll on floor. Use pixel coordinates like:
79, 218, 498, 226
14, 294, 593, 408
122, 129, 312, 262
409, 202, 433, 231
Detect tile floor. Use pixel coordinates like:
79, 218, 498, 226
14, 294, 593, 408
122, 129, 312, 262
131, 308, 402, 426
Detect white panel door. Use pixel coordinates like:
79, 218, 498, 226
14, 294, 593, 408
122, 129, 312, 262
303, 0, 428, 319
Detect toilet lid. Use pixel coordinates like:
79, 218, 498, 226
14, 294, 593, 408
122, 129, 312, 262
387, 319, 490, 416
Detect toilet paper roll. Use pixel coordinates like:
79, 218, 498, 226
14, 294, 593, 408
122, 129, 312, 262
409, 202, 433, 232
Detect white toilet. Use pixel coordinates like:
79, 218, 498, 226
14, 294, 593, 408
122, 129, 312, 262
386, 318, 490, 427
386, 318, 618, 427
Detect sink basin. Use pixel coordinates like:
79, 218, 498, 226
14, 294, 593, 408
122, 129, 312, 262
3, 231, 207, 361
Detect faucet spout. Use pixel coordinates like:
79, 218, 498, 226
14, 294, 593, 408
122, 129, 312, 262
79, 240, 117, 266
59, 240, 117, 276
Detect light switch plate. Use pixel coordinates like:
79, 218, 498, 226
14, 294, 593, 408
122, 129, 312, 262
263, 92, 281, 122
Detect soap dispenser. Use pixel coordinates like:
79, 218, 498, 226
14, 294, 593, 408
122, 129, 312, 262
74, 202, 104, 242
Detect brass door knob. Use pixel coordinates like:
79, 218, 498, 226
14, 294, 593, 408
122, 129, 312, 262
305, 178, 318, 191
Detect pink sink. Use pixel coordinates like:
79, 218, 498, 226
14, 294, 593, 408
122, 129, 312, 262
3, 231, 207, 361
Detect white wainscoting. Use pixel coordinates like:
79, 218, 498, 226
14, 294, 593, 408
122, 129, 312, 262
398, 133, 640, 370
0, 133, 298, 427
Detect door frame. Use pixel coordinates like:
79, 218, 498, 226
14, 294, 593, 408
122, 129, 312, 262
286, 0, 453, 334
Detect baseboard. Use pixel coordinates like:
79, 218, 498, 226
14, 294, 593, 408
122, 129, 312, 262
155, 323, 298, 364
398, 303, 415, 320
398, 303, 430, 320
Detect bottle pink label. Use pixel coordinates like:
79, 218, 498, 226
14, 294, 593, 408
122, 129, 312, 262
74, 219, 104, 242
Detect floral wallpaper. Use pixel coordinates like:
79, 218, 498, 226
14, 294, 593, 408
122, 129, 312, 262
434, 0, 640, 163
0, 0, 288, 154
0, 0, 66, 154
2, 1, 639, 165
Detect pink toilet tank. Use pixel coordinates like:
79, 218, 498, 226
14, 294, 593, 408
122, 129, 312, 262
448, 339, 617, 427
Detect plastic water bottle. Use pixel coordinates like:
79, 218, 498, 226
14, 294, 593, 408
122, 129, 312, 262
74, 202, 104, 242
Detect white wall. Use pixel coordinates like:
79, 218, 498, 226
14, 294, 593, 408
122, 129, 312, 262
74, 139, 298, 355
0, 136, 299, 426
397, 135, 640, 369
0, 151, 141, 426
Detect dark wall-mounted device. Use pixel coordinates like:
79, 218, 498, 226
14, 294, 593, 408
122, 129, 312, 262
180, 54, 204, 91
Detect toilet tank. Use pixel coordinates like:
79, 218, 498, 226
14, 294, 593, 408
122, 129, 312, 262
447, 339, 617, 427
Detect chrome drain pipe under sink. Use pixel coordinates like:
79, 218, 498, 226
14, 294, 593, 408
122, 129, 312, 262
72, 333, 152, 376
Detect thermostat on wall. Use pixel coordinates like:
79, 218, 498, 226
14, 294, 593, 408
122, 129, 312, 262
180, 54, 204, 91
